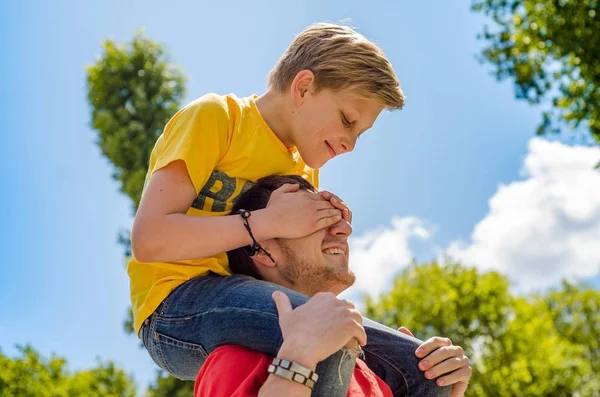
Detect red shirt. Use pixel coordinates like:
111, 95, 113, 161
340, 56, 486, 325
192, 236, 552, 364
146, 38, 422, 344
194, 345, 393, 397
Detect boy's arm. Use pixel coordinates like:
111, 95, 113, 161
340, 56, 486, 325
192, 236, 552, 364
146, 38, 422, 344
131, 160, 276, 263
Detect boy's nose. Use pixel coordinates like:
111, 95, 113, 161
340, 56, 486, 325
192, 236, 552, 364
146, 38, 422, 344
338, 136, 356, 154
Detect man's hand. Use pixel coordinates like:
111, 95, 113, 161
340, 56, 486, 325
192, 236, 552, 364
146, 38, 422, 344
273, 291, 366, 370
398, 327, 472, 397
320, 190, 352, 223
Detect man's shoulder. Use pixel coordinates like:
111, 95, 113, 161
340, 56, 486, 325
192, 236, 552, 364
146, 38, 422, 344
195, 345, 272, 397
199, 345, 272, 381
351, 359, 394, 397
211, 344, 271, 361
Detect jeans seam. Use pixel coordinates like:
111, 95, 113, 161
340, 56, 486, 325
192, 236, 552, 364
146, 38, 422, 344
155, 332, 209, 356
365, 347, 410, 396
155, 307, 280, 323
150, 313, 178, 377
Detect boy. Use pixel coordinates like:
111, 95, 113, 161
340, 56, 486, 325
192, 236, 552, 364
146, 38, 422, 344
130, 23, 441, 396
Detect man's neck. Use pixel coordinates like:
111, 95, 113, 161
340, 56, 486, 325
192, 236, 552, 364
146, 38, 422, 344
255, 90, 294, 148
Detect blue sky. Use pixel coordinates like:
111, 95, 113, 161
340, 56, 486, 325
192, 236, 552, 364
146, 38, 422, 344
2, 0, 599, 392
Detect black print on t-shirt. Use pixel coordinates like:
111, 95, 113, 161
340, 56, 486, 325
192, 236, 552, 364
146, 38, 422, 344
192, 170, 253, 212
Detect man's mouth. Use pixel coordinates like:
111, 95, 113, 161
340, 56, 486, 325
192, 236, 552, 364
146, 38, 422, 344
325, 141, 336, 158
322, 247, 346, 256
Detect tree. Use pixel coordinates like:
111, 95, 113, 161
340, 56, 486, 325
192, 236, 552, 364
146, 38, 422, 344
544, 281, 600, 393
365, 261, 600, 397
86, 29, 186, 334
86, 29, 186, 210
471, 0, 600, 145
0, 345, 136, 397
146, 371, 195, 397
86, 31, 193, 395
364, 260, 512, 357
470, 296, 592, 397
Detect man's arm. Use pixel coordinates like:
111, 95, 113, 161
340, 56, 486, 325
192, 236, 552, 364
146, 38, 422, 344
193, 345, 315, 397
258, 341, 318, 397
194, 292, 366, 397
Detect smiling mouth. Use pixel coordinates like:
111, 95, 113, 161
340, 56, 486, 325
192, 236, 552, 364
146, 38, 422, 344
322, 248, 346, 256
325, 141, 336, 158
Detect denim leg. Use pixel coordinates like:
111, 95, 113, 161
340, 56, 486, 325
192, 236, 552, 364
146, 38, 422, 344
362, 318, 452, 397
140, 274, 354, 397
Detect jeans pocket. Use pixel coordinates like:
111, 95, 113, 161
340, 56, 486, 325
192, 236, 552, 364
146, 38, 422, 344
155, 331, 210, 381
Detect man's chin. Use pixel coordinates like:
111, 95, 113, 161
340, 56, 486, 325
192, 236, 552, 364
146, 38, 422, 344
330, 272, 356, 296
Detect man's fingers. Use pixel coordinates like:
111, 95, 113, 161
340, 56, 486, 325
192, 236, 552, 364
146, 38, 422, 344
424, 356, 466, 379
419, 345, 464, 371
438, 366, 472, 390
353, 320, 368, 346
416, 336, 452, 358
272, 291, 293, 317
449, 378, 470, 397
398, 326, 414, 337
342, 299, 355, 309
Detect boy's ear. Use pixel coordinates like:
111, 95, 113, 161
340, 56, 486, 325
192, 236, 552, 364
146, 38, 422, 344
290, 70, 315, 105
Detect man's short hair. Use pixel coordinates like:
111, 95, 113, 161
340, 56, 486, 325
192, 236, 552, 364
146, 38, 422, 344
227, 175, 316, 278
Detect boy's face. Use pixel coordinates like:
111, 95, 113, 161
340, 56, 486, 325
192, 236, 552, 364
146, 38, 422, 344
289, 83, 384, 169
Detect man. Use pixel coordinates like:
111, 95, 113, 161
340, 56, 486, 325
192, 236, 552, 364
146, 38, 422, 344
194, 175, 472, 396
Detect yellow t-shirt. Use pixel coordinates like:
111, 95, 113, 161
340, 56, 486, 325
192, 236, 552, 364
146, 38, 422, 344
127, 93, 319, 335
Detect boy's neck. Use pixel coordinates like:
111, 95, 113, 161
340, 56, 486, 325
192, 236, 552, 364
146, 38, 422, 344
255, 90, 295, 149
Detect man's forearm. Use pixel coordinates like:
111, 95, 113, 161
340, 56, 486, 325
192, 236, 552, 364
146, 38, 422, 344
258, 341, 319, 397
258, 375, 312, 397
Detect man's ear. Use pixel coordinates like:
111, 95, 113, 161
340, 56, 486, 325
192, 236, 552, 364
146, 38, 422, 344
251, 244, 278, 269
290, 70, 315, 106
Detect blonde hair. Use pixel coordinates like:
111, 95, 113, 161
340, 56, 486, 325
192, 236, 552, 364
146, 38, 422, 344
268, 23, 405, 110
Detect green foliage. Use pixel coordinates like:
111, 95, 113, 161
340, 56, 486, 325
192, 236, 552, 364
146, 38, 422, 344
470, 297, 592, 396
544, 281, 600, 393
86, 30, 186, 210
145, 371, 194, 397
472, 0, 600, 144
86, 31, 191, 396
364, 261, 512, 356
366, 261, 600, 397
0, 345, 136, 397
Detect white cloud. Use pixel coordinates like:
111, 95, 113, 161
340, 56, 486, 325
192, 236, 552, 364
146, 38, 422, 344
340, 217, 434, 301
448, 138, 600, 290
339, 138, 600, 300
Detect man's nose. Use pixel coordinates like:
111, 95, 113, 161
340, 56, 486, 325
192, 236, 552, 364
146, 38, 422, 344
328, 217, 352, 237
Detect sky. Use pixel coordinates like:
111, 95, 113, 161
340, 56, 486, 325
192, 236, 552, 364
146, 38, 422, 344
1, 0, 599, 393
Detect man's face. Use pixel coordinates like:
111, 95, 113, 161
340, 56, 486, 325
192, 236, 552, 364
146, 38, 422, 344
290, 87, 384, 169
265, 191, 355, 296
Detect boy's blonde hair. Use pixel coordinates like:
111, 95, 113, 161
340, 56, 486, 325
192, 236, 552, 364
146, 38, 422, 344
268, 23, 405, 110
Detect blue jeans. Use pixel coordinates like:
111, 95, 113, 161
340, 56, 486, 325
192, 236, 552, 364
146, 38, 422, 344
140, 274, 451, 397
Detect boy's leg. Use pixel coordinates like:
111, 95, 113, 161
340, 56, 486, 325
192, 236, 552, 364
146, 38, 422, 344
362, 318, 452, 397
140, 273, 356, 397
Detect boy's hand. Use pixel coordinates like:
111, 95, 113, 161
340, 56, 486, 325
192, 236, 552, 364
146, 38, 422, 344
263, 184, 342, 239
398, 327, 472, 397
320, 190, 352, 223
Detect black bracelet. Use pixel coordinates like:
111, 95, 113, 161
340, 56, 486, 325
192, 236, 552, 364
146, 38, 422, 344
236, 209, 275, 263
